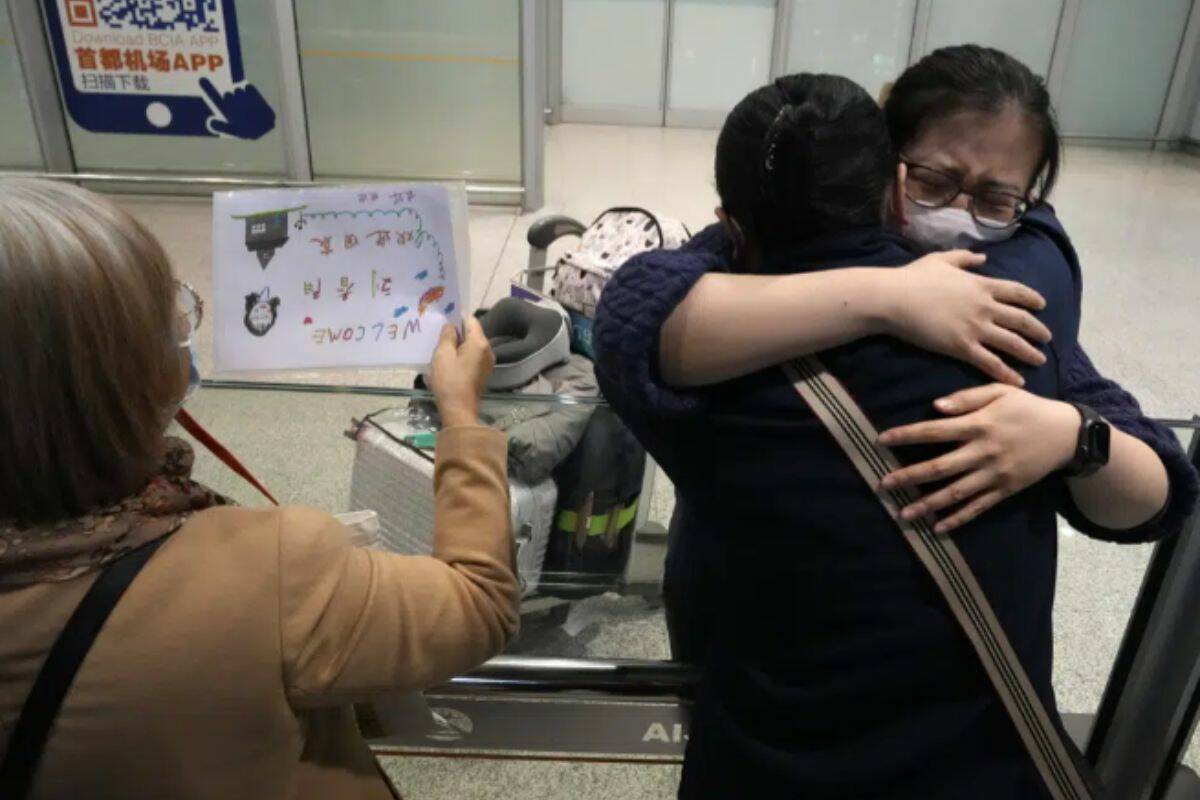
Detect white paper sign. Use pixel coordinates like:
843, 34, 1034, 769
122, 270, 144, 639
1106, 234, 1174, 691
212, 184, 466, 372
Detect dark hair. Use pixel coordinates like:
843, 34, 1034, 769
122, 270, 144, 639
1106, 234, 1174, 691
885, 45, 1061, 200
715, 73, 895, 252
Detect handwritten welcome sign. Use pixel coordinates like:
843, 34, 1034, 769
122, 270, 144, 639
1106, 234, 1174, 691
212, 184, 466, 372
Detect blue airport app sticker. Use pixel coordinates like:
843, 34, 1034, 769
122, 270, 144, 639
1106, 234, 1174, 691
43, 0, 275, 139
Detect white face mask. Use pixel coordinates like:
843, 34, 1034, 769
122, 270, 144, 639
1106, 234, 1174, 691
902, 197, 1016, 252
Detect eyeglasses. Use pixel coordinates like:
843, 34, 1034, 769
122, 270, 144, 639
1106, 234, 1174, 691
175, 280, 203, 346
902, 161, 1029, 229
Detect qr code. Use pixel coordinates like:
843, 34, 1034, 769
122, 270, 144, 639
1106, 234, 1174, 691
98, 0, 220, 33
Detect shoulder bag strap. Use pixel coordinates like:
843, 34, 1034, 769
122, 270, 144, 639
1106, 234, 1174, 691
0, 534, 171, 799
782, 355, 1101, 800
175, 408, 279, 506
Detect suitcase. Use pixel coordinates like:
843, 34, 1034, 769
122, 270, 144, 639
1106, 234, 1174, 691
349, 409, 556, 598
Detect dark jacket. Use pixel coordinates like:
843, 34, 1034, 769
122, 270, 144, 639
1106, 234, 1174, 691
593, 212, 1197, 799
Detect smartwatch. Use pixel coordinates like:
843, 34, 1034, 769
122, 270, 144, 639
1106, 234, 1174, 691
1062, 402, 1111, 478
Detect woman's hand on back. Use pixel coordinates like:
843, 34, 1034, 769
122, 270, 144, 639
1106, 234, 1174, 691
877, 384, 1080, 533
430, 318, 495, 428
878, 250, 1052, 387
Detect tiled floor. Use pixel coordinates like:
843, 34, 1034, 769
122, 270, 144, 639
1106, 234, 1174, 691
115, 124, 1200, 799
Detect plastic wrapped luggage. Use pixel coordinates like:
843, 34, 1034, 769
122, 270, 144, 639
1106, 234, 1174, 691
349, 411, 555, 598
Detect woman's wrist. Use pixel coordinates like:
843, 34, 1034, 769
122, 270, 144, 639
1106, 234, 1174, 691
1043, 398, 1082, 472
440, 404, 481, 429
857, 268, 906, 337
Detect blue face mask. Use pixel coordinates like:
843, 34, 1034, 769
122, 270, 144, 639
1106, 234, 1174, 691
173, 280, 204, 404
181, 339, 201, 402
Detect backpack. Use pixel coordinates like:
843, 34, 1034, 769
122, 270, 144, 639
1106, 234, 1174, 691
549, 207, 690, 319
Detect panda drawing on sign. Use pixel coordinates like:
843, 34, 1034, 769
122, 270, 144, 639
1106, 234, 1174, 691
244, 288, 280, 337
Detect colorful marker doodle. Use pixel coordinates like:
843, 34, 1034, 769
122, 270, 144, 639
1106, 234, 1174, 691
414, 270, 429, 281
393, 306, 409, 318
303, 316, 314, 325
357, 191, 379, 204
299, 207, 422, 222
418, 286, 445, 316
337, 276, 354, 301
391, 190, 415, 205
311, 236, 333, 256
444, 302, 456, 315
303, 279, 321, 299
310, 318, 421, 345
344, 233, 360, 250
293, 207, 445, 279
244, 288, 279, 337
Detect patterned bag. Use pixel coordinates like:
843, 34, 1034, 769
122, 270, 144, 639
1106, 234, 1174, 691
550, 207, 690, 318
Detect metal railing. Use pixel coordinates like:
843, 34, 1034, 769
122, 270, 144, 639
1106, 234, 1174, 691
444, 656, 696, 698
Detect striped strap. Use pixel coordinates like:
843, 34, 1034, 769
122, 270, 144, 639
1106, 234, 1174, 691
783, 356, 1096, 800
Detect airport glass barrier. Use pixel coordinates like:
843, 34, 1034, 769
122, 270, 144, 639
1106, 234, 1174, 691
182, 382, 673, 663
293, 0, 522, 184
0, 4, 42, 169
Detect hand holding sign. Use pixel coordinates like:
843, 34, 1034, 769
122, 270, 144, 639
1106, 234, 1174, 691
430, 320, 495, 428
201, 77, 276, 140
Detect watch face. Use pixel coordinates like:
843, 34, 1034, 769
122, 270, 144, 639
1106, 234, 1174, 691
1088, 420, 1112, 465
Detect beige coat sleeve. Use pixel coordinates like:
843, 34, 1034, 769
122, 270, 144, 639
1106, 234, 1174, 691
279, 425, 519, 706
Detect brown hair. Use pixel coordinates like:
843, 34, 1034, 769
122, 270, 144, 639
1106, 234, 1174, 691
0, 179, 185, 522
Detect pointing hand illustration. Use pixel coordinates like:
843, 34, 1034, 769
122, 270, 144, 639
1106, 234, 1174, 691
200, 77, 276, 140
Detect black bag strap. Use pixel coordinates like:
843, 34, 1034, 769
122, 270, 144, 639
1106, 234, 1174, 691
782, 356, 1105, 800
0, 534, 172, 799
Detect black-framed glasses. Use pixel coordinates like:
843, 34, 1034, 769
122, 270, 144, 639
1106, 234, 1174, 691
175, 280, 203, 346
902, 161, 1029, 229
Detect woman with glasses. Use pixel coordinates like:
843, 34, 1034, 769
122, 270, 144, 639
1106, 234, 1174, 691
592, 54, 1195, 798
0, 178, 518, 799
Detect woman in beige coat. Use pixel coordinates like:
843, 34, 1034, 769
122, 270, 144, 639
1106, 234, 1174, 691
0, 178, 520, 799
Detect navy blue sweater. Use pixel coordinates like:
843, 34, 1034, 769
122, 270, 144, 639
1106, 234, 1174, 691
593, 214, 1198, 799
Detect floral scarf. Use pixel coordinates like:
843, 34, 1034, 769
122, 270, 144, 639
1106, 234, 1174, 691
0, 438, 230, 588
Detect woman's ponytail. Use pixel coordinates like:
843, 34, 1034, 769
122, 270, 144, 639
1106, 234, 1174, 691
716, 73, 895, 252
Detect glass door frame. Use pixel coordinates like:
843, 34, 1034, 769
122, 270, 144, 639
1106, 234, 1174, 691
548, 0, 1200, 149
1, 0, 547, 209
662, 0, 785, 128
554, 0, 674, 126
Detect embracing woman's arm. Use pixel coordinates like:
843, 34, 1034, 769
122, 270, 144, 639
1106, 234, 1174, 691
657, 225, 1050, 389
663, 252, 1049, 388
879, 343, 1195, 539
1058, 345, 1197, 539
